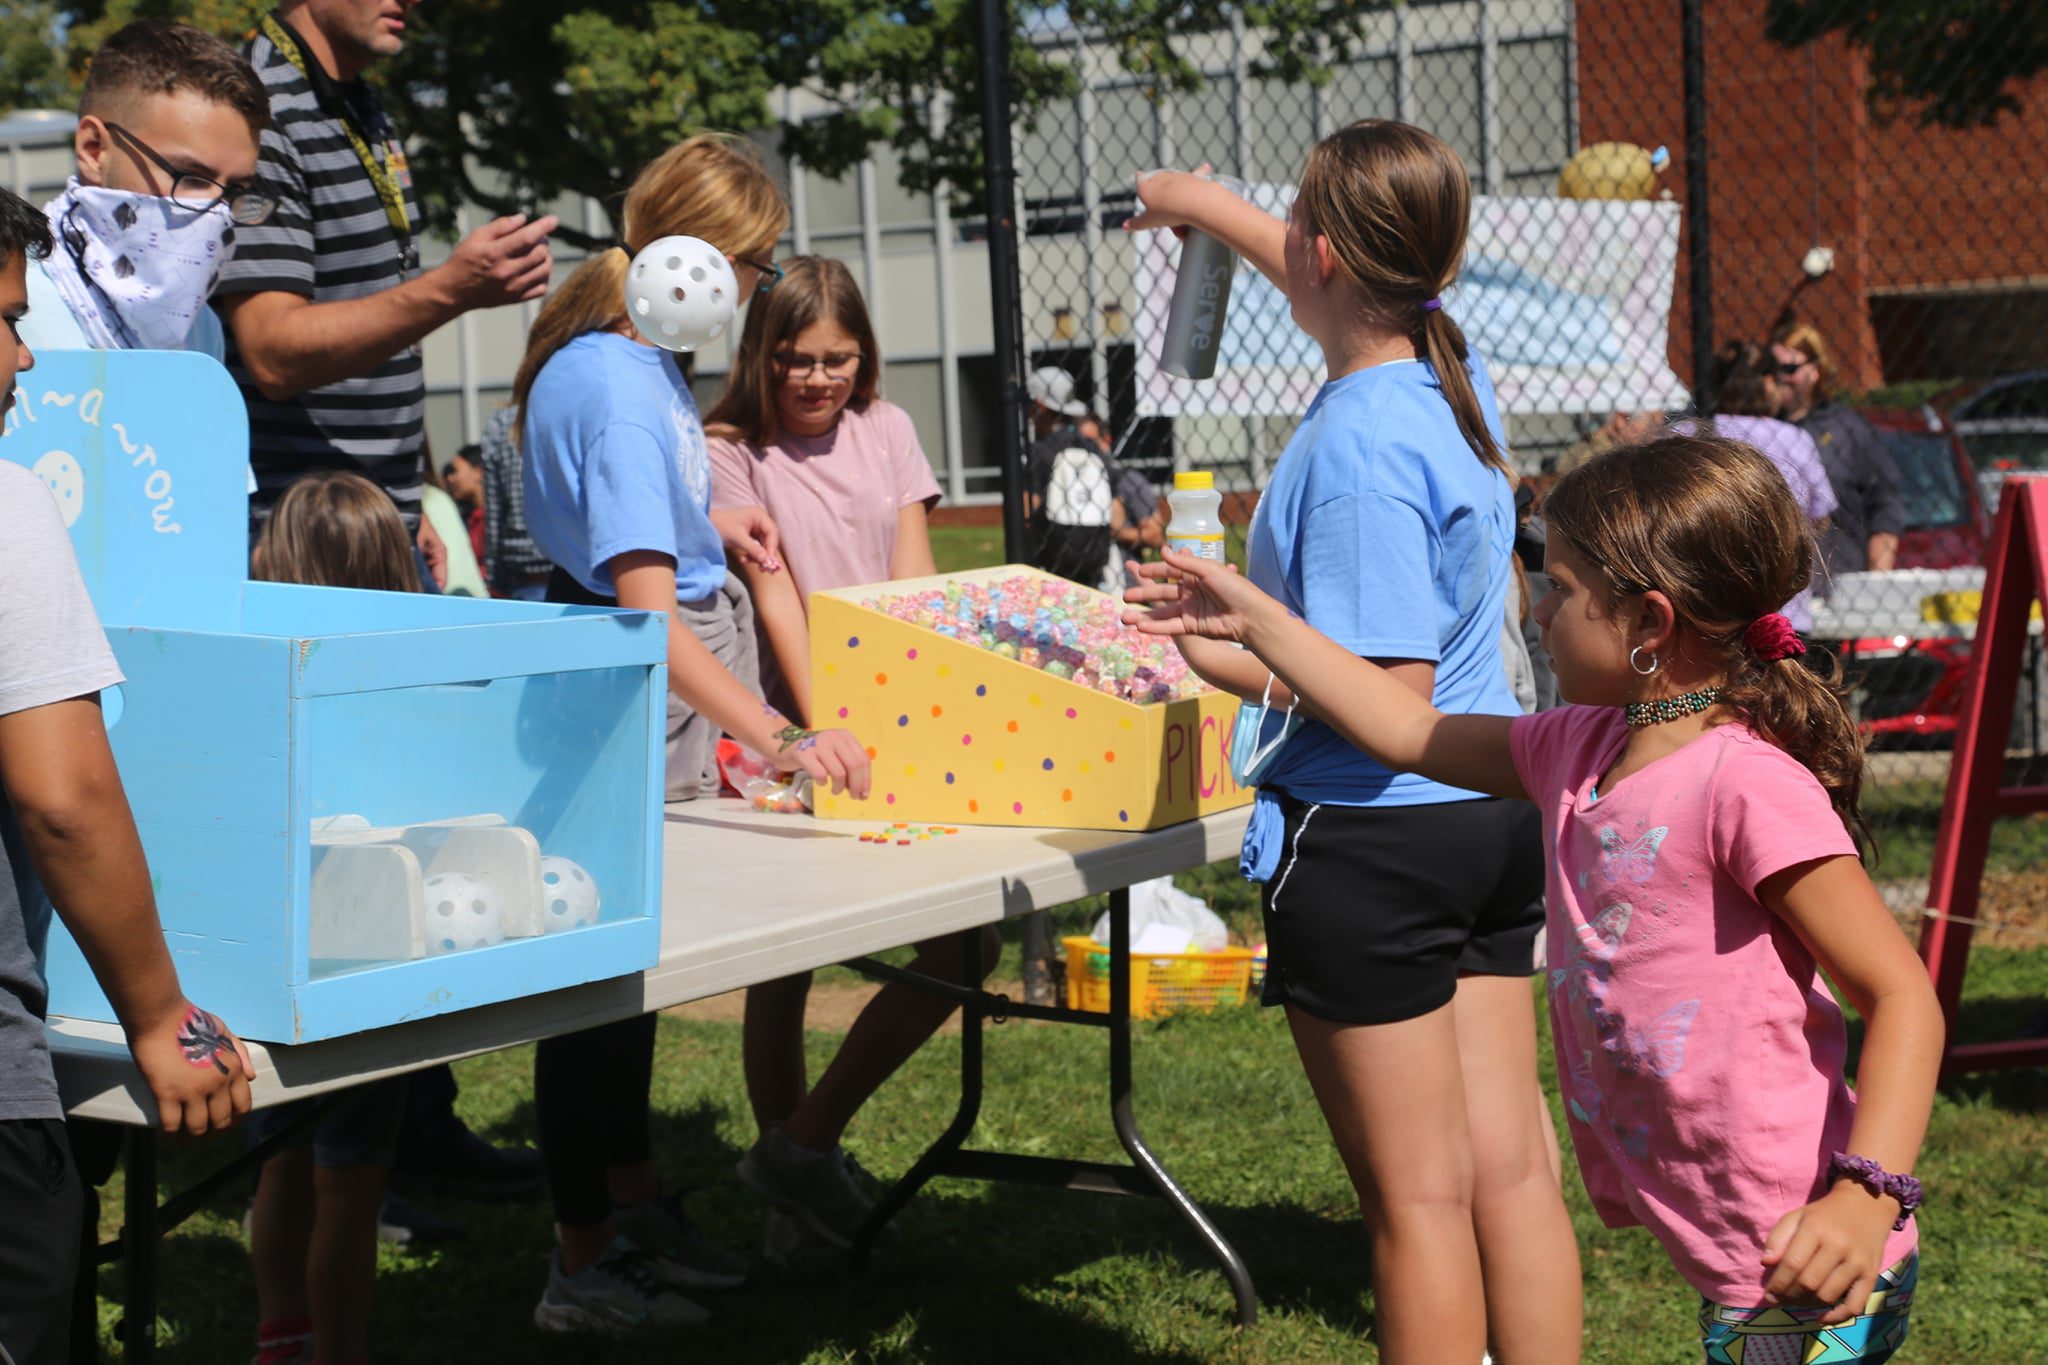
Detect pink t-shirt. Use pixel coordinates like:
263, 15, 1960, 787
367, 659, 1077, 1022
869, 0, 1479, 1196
707, 400, 942, 600
1509, 705, 1917, 1303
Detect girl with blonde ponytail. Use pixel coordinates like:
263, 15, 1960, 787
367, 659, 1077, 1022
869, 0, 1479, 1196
1125, 121, 1580, 1363
1125, 433, 1943, 1362
516, 135, 874, 1333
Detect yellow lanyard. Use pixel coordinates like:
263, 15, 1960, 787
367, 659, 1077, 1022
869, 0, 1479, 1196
260, 15, 412, 245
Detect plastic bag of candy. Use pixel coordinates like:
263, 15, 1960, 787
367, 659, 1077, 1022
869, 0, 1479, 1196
716, 739, 812, 814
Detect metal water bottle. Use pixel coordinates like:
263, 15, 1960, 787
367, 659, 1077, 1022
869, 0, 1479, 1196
1158, 174, 1246, 381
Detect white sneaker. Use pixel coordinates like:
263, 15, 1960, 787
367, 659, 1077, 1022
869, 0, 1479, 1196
532, 1241, 710, 1334
613, 1193, 749, 1291
736, 1123, 901, 1251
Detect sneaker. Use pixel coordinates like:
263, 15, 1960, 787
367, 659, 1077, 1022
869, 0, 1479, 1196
249, 1321, 314, 1365
761, 1206, 849, 1276
393, 1119, 545, 1200
613, 1193, 749, 1291
378, 1191, 466, 1246
532, 1242, 710, 1334
735, 1124, 901, 1251
249, 1345, 313, 1365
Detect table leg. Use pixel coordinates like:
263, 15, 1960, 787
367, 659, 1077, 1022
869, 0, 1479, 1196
851, 931, 987, 1257
849, 896, 1260, 1326
1104, 888, 1259, 1327
119, 1128, 157, 1363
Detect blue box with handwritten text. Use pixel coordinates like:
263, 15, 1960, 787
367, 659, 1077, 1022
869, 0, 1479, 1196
0, 352, 665, 1042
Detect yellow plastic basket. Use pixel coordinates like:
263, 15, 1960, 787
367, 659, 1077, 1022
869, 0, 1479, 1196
1061, 936, 1256, 1020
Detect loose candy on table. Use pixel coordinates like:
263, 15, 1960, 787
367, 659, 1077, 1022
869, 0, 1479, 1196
862, 825, 962, 847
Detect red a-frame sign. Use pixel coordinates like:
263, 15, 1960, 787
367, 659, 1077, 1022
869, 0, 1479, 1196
1919, 476, 2048, 1077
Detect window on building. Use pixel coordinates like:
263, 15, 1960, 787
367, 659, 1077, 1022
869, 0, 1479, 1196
955, 354, 1010, 498
1178, 75, 1238, 176
1327, 56, 1398, 125
804, 163, 862, 236
425, 391, 467, 465
1414, 47, 1484, 176
871, 144, 932, 226
879, 358, 949, 481
1092, 85, 1160, 192
1017, 96, 1080, 206
1499, 37, 1571, 178
1248, 78, 1319, 181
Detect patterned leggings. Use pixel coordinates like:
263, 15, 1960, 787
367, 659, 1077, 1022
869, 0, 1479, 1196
1699, 1252, 1917, 1363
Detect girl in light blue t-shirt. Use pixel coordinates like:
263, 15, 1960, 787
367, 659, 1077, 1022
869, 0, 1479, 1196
510, 135, 873, 1335
1125, 123, 1582, 1363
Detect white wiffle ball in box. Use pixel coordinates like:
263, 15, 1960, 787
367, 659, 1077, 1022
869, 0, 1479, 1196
540, 856, 600, 934
625, 236, 738, 352
423, 872, 506, 956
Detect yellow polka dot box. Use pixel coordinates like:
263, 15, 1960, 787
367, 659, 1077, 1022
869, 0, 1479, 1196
809, 566, 1254, 831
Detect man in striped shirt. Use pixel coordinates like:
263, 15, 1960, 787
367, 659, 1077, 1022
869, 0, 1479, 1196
214, 0, 557, 585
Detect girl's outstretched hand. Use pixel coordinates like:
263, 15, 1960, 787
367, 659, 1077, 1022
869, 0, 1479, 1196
1120, 548, 1283, 645
773, 727, 872, 801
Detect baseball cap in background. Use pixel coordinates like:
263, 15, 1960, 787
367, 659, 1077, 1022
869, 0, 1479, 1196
1026, 366, 1087, 418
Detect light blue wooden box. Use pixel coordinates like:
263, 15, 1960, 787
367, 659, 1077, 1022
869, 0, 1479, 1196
1, 351, 667, 1042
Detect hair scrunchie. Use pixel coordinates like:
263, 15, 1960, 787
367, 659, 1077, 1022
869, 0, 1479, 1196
1745, 612, 1806, 663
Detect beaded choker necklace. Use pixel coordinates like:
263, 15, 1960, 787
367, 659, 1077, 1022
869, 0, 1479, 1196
1624, 687, 1723, 727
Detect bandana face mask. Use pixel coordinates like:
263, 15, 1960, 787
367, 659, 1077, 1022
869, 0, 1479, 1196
43, 179, 233, 351
1228, 672, 1302, 786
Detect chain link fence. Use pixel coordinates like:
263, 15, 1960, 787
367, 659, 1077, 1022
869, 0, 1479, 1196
998, 0, 2048, 921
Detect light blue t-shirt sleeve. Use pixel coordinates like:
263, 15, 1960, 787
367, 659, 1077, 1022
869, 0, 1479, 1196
19, 259, 91, 352
1301, 491, 1441, 661
586, 421, 682, 573
185, 305, 227, 364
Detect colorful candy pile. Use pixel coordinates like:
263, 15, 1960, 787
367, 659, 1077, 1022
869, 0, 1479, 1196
860, 822, 961, 846
862, 574, 1206, 704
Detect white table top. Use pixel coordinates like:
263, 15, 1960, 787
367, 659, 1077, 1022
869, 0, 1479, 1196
50, 799, 1252, 1125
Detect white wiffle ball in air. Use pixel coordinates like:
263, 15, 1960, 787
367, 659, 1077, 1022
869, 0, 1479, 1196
422, 872, 506, 955
539, 856, 601, 934
625, 236, 739, 351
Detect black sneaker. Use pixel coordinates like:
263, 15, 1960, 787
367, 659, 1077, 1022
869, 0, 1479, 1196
392, 1120, 545, 1200
378, 1192, 466, 1246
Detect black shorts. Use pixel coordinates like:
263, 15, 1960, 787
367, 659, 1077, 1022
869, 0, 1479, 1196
0, 1118, 82, 1365
1260, 794, 1545, 1026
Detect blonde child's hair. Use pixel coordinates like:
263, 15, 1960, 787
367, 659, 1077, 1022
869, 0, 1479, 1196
253, 470, 422, 594
1294, 119, 1504, 472
1542, 434, 1868, 846
704, 255, 881, 447
512, 134, 790, 420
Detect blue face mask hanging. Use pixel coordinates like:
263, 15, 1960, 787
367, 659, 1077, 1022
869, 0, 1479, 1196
1228, 672, 1302, 787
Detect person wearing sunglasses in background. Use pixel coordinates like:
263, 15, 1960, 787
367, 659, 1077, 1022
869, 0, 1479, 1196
1770, 320, 1905, 582
21, 21, 273, 363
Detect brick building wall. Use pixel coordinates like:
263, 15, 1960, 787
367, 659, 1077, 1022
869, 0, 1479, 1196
1575, 0, 2048, 395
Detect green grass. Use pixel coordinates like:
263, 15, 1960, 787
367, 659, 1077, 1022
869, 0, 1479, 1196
91, 882, 2048, 1364
928, 525, 1006, 575
1862, 771, 2048, 883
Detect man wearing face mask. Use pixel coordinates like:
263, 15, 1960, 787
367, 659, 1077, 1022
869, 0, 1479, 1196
21, 21, 270, 362
215, 0, 558, 589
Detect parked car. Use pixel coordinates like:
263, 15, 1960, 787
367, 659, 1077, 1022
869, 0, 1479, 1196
1832, 407, 1987, 745
1939, 369, 2048, 513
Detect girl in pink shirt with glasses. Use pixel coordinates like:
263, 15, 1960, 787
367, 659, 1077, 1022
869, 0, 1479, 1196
1125, 433, 1944, 1363
705, 256, 998, 1260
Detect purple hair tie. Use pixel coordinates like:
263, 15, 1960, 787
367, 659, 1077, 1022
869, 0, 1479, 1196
1421, 297, 1443, 312
1828, 1152, 1922, 1231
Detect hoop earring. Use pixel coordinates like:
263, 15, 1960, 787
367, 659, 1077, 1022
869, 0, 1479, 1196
1629, 646, 1659, 676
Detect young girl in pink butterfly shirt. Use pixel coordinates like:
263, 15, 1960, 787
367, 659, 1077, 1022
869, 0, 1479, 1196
1125, 432, 1944, 1363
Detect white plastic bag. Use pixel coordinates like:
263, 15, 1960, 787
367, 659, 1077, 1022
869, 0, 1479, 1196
1092, 875, 1229, 953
